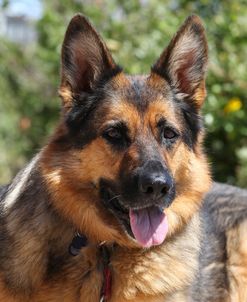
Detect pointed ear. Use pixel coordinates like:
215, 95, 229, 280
60, 14, 119, 109
152, 15, 208, 109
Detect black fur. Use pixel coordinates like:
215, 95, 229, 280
177, 100, 203, 149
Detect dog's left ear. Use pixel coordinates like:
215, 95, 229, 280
59, 14, 118, 110
151, 15, 208, 109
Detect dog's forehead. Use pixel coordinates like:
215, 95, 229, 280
103, 73, 176, 122
120, 74, 172, 103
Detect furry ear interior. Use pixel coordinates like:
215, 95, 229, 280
152, 15, 208, 109
60, 14, 118, 108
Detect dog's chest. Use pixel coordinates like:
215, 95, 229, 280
108, 216, 200, 301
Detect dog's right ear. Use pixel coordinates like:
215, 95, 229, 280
59, 14, 118, 111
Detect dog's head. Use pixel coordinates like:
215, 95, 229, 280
41, 14, 211, 248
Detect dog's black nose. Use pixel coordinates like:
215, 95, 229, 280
139, 174, 170, 200
138, 161, 172, 200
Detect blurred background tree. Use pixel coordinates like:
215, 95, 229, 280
0, 0, 246, 187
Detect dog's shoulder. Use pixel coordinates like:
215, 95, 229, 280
202, 182, 247, 231
192, 183, 247, 301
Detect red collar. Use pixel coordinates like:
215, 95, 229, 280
100, 245, 112, 301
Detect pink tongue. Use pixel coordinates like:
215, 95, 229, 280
129, 206, 168, 248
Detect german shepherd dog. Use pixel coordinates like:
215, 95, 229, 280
0, 14, 247, 302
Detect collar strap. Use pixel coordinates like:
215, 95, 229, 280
69, 233, 112, 302
100, 245, 112, 302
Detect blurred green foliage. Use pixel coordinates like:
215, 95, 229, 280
0, 0, 246, 187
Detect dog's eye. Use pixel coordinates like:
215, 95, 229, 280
163, 128, 177, 140
105, 128, 122, 140
102, 122, 130, 150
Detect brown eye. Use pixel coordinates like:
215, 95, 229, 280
163, 128, 177, 140
105, 128, 122, 139
102, 122, 130, 150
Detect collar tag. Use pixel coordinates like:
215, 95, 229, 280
69, 233, 88, 256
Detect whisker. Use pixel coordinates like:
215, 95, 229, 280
108, 195, 121, 203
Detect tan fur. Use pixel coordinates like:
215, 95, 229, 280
111, 214, 201, 302
227, 220, 247, 302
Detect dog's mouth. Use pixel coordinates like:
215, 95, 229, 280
100, 187, 169, 248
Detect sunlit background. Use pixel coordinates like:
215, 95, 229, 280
0, 0, 246, 187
